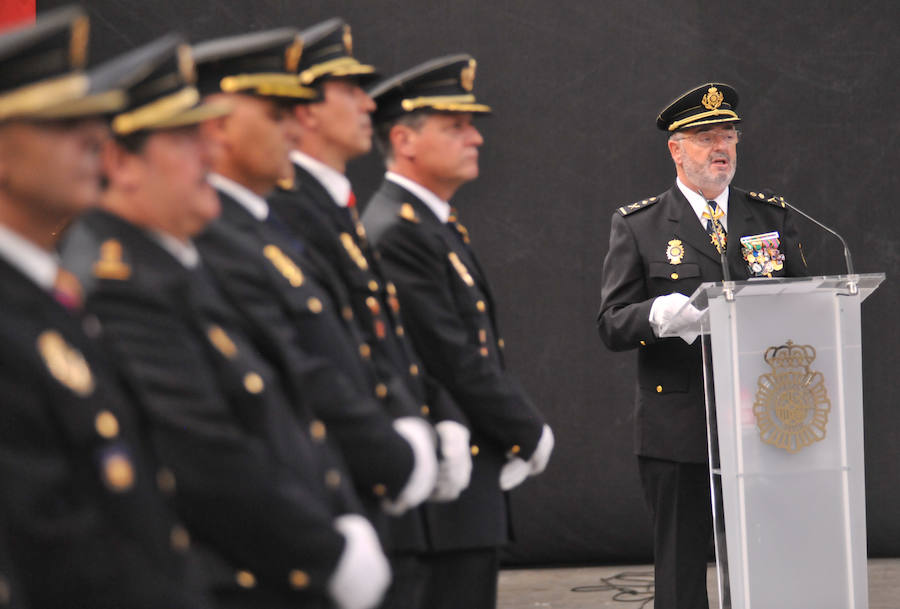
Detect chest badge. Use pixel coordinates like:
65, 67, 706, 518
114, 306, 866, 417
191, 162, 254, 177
740, 231, 784, 277
665, 239, 685, 265
263, 244, 304, 287
340, 233, 370, 271
37, 330, 95, 396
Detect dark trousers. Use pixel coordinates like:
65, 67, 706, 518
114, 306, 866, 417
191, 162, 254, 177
422, 548, 499, 609
379, 553, 428, 609
638, 456, 713, 609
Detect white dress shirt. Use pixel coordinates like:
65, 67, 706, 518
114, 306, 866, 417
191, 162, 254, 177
148, 231, 200, 269
291, 150, 352, 208
385, 172, 451, 224
207, 172, 270, 221
0, 223, 58, 290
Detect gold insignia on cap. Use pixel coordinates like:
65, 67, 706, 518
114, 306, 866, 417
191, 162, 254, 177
263, 244, 304, 287
37, 330, 95, 396
93, 239, 131, 280
399, 203, 420, 223
103, 453, 135, 492
448, 252, 475, 287
208, 325, 238, 358
70, 15, 90, 68
177, 44, 196, 84
702, 86, 724, 111
340, 233, 369, 270
343, 24, 353, 55
285, 36, 304, 73
460, 59, 476, 92
666, 239, 685, 265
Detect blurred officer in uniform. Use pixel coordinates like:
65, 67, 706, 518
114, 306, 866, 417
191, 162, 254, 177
596, 83, 807, 609
60, 33, 390, 609
362, 55, 555, 609
267, 19, 472, 608
0, 8, 211, 608
188, 28, 439, 595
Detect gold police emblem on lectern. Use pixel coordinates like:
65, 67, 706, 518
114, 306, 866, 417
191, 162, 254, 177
753, 341, 831, 453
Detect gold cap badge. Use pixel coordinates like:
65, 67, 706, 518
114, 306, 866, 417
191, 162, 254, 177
460, 59, 476, 92
177, 44, 197, 84
285, 36, 304, 73
343, 24, 353, 55
701, 86, 724, 111
69, 15, 90, 68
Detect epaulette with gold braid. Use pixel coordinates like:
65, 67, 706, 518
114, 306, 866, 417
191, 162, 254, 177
747, 190, 787, 208
617, 195, 660, 216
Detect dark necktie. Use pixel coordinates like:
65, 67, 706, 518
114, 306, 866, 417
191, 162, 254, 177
264, 211, 305, 255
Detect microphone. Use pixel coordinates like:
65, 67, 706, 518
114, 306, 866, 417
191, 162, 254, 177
698, 189, 732, 284
760, 189, 855, 276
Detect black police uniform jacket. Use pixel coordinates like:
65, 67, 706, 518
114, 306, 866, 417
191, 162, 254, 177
62, 210, 361, 608
596, 184, 808, 463
362, 179, 547, 550
269, 166, 472, 555
195, 189, 424, 552
0, 253, 209, 609
269, 163, 467, 428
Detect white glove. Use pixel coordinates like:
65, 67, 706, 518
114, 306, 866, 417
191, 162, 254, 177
382, 417, 438, 515
528, 424, 554, 476
499, 457, 531, 491
329, 514, 391, 609
430, 421, 473, 502
649, 293, 704, 344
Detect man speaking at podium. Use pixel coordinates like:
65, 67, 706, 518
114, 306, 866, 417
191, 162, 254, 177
596, 83, 808, 609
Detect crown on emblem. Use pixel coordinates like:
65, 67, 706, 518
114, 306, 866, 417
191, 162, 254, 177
764, 340, 816, 369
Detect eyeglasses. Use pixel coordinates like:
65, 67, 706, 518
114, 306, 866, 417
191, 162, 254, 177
676, 129, 741, 147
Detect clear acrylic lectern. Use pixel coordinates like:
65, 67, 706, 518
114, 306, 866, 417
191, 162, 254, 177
661, 274, 884, 609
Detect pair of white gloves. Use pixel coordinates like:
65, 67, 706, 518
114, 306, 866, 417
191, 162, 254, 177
328, 415, 438, 609
649, 293, 706, 344
383, 416, 557, 508
432, 421, 555, 495
327, 418, 555, 609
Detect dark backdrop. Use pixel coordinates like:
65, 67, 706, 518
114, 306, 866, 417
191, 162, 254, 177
41, 0, 900, 566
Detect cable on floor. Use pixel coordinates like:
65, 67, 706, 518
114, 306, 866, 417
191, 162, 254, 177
571, 570, 654, 608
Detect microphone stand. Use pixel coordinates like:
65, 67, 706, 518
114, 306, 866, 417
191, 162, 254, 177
764, 192, 858, 295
